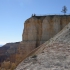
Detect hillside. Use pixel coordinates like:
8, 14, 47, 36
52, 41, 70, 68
0, 42, 20, 66
15, 23, 70, 70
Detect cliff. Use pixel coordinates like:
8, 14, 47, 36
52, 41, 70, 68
22, 15, 70, 45
15, 22, 70, 70
19, 15, 70, 54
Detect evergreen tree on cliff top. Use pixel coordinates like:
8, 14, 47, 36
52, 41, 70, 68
61, 6, 67, 15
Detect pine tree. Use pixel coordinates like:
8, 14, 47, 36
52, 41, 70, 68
61, 6, 67, 15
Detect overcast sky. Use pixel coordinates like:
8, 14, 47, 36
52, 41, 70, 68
0, 0, 70, 45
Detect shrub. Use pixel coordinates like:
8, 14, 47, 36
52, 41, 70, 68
10, 63, 16, 70
31, 55, 37, 58
1, 61, 11, 69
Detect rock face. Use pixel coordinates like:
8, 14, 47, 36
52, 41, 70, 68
22, 15, 70, 46
15, 23, 70, 70
20, 15, 70, 54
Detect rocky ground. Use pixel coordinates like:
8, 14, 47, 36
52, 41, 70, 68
15, 43, 70, 70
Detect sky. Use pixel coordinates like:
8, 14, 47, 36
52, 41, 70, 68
0, 0, 70, 45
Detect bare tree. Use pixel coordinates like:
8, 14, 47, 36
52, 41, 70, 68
61, 6, 67, 15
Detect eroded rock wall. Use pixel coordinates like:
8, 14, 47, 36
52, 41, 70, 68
22, 15, 70, 47
17, 15, 70, 61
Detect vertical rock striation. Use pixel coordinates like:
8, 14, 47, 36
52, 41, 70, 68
15, 22, 70, 70
17, 15, 70, 62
